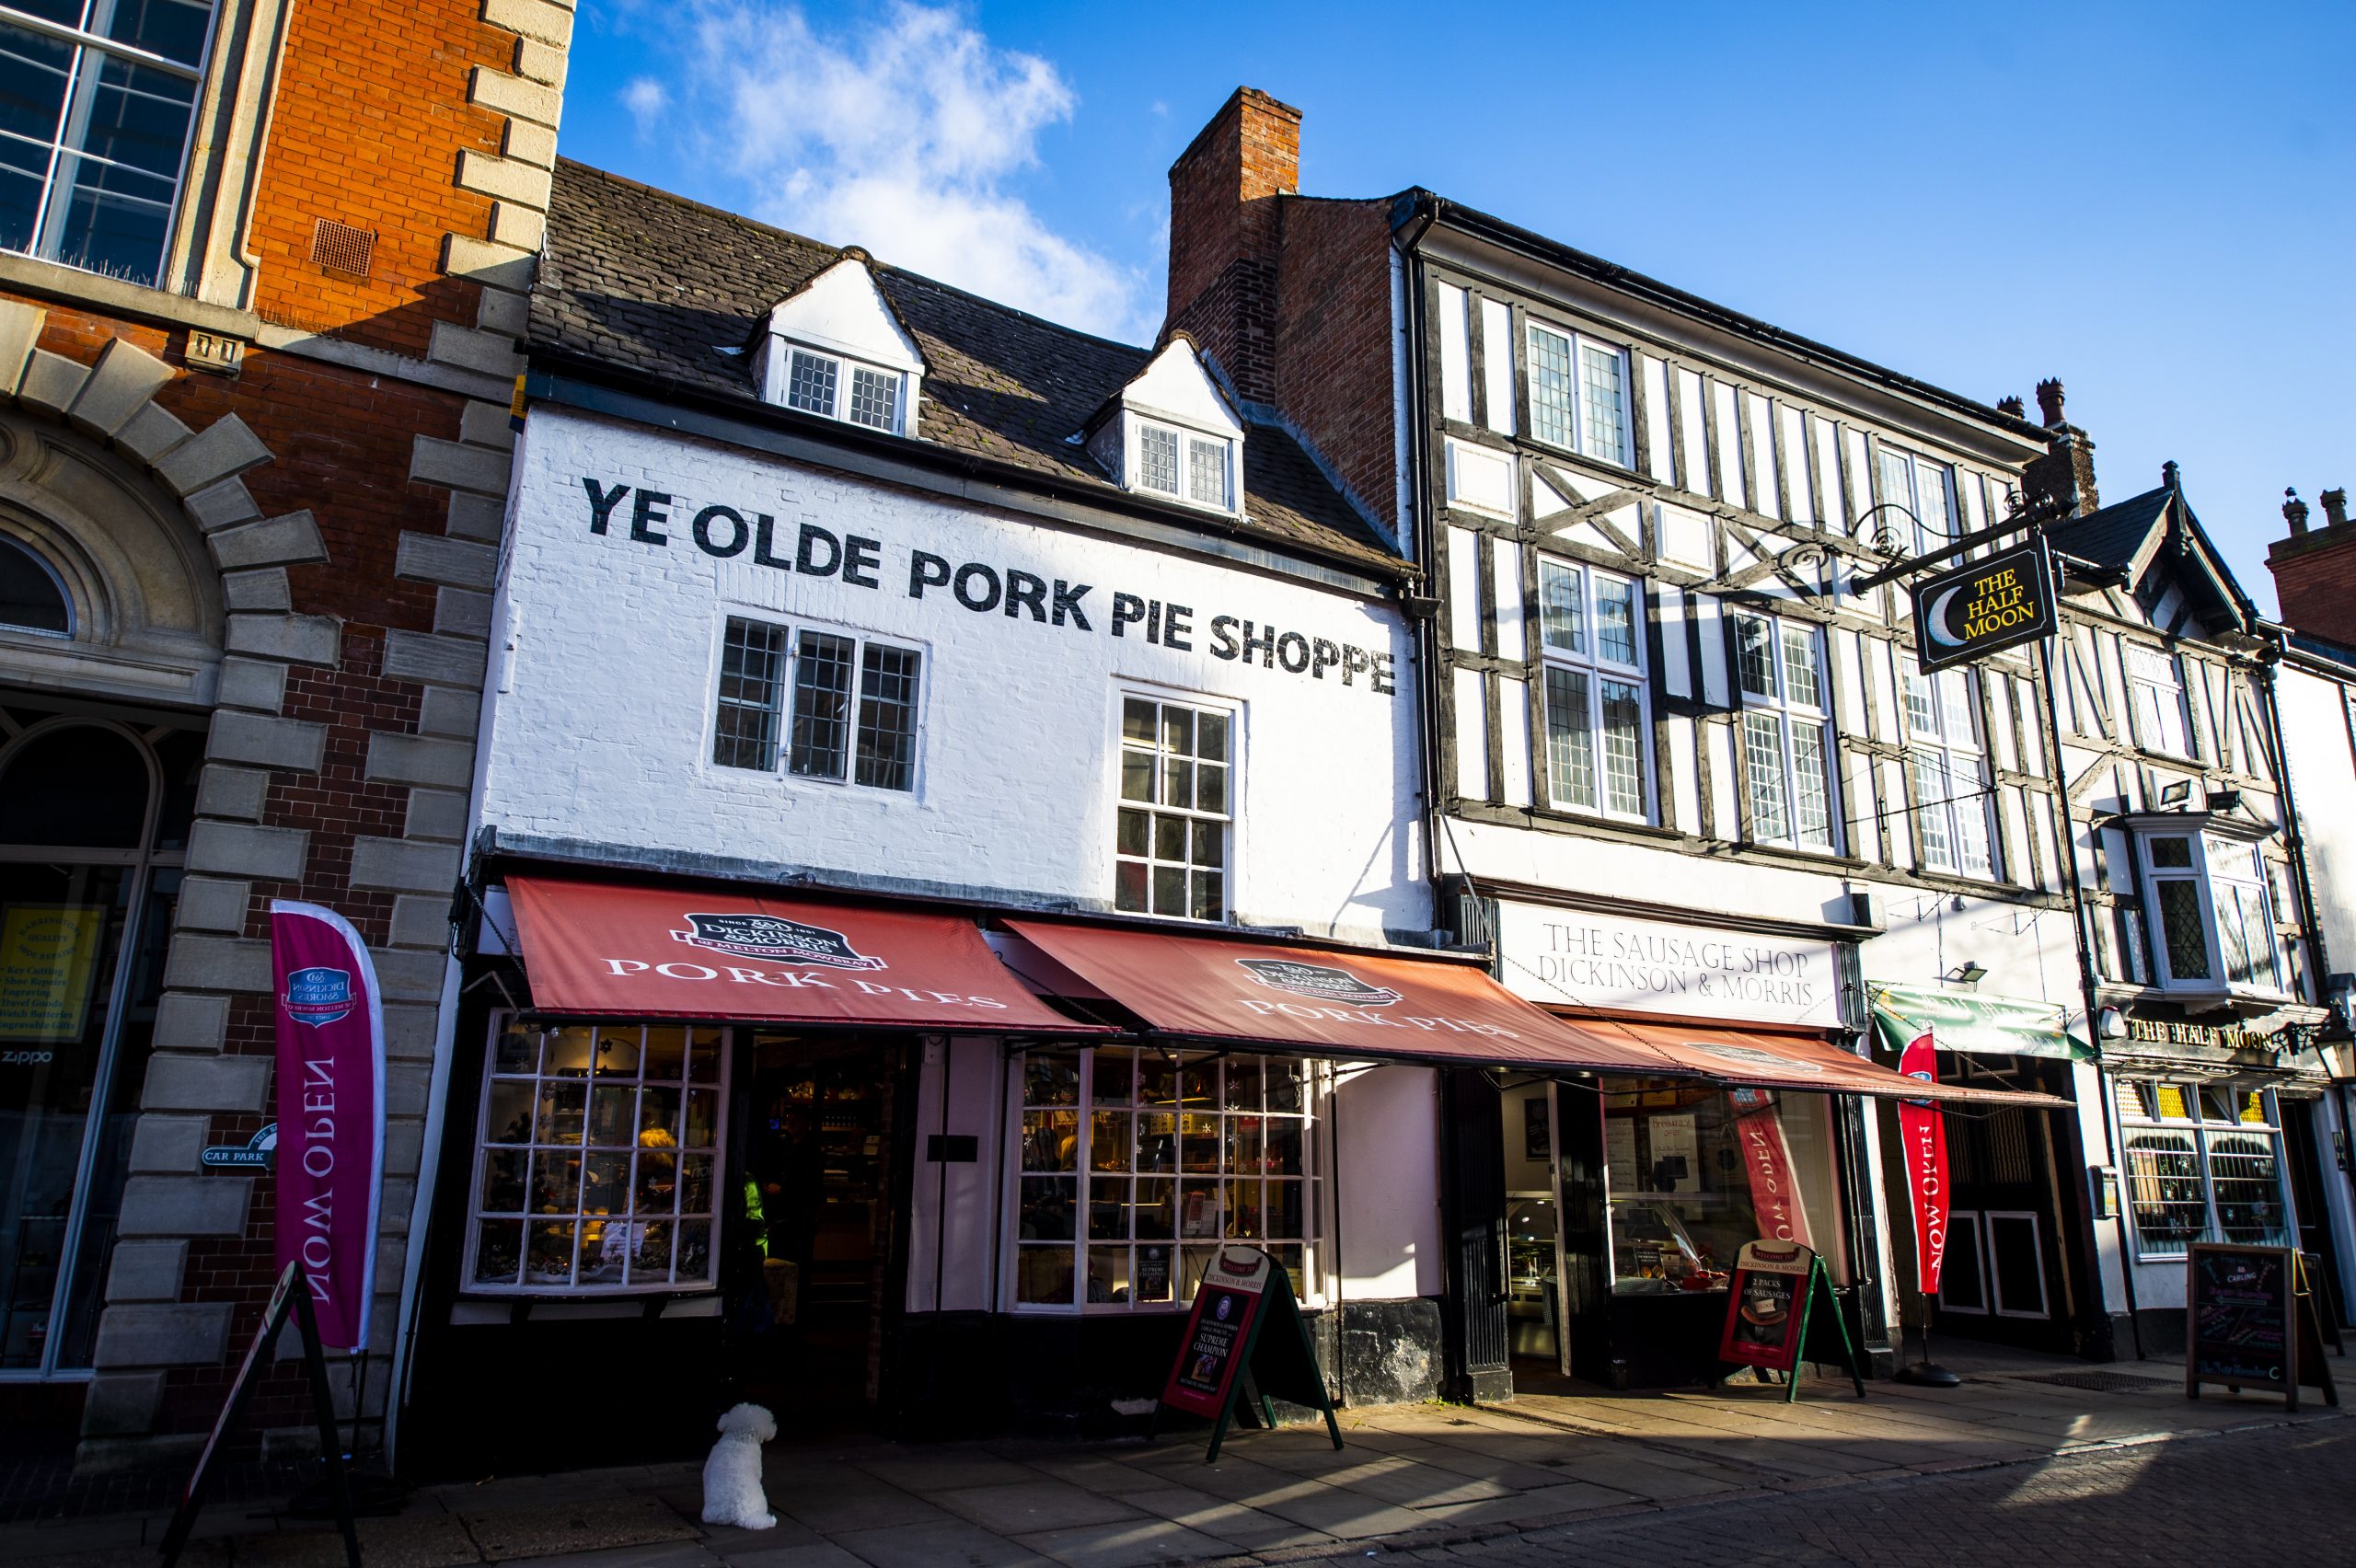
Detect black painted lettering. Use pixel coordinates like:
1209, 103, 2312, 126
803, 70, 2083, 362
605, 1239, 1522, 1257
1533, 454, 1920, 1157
691, 504, 748, 558
1240, 620, 1276, 667
1146, 600, 1162, 644
1210, 616, 1241, 660
629, 490, 672, 545
1341, 644, 1370, 686
1277, 632, 1311, 674
908, 550, 953, 599
843, 535, 883, 588
1163, 603, 1195, 652
1372, 652, 1396, 695
1111, 593, 1147, 638
583, 477, 629, 535
953, 562, 1002, 612
796, 523, 841, 576
1052, 580, 1092, 629
1311, 638, 1341, 679
753, 514, 792, 569
1005, 570, 1048, 621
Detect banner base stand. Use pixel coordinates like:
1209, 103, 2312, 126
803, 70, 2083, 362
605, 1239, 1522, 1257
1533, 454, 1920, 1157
1895, 1361, 1961, 1388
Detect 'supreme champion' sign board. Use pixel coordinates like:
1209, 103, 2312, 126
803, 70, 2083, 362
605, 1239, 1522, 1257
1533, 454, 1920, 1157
1909, 538, 2056, 673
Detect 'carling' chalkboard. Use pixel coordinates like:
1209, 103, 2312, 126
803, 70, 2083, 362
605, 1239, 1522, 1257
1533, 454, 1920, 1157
2184, 1243, 2337, 1412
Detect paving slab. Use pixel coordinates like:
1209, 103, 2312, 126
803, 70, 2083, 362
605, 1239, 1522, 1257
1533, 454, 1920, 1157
1006, 1517, 1235, 1568
824, 1516, 1055, 1568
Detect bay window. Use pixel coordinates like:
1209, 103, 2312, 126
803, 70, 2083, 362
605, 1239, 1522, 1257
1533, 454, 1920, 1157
2116, 1078, 2291, 1260
1013, 1046, 1320, 1311
2131, 826, 2286, 995
1734, 611, 1838, 851
1538, 558, 1649, 821
1900, 654, 1995, 879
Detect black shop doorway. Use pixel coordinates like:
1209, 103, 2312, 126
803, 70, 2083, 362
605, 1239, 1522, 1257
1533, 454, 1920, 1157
727, 1034, 904, 1424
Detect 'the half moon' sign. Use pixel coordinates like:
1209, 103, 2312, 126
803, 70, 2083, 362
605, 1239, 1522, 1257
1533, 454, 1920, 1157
1910, 538, 2056, 672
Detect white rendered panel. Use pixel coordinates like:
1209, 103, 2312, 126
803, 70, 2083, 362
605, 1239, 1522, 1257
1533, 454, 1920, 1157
1448, 525, 1485, 651
1492, 535, 1526, 658
1438, 282, 1472, 424
1692, 592, 1730, 709
1445, 438, 1515, 517
1712, 381, 1746, 508
1677, 368, 1709, 497
1479, 296, 1516, 435
1989, 672, 2018, 774
1642, 355, 1674, 482
1780, 406, 1812, 525
1657, 582, 1692, 698
1707, 719, 1738, 838
1835, 627, 1867, 733
1843, 428, 1872, 529
1747, 392, 1780, 519
1455, 667, 1490, 801
1812, 416, 1845, 533
1497, 675, 1532, 808
2016, 680, 2046, 776
1669, 715, 1701, 835
1659, 501, 1712, 571
1335, 1065, 1442, 1298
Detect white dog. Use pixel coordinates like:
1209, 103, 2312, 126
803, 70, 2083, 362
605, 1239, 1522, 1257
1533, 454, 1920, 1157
699, 1401, 779, 1530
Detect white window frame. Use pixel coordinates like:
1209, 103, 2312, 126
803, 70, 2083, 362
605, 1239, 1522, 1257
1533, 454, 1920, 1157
2115, 1078, 2292, 1262
2131, 829, 2286, 996
0, 0, 220, 290
1006, 1044, 1326, 1315
1127, 417, 1236, 514
1536, 558, 1652, 824
2124, 645, 2195, 760
1900, 653, 1997, 880
1524, 319, 1631, 467
1876, 444, 1958, 555
1733, 610, 1841, 853
773, 341, 910, 434
1113, 688, 1237, 922
462, 1015, 731, 1297
709, 612, 925, 794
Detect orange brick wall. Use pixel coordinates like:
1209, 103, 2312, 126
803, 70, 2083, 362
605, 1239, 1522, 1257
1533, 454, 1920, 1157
242, 0, 514, 355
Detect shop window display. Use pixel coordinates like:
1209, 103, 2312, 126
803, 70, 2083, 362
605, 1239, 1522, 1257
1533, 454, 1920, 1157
1600, 1078, 1845, 1293
1014, 1047, 1319, 1311
467, 1019, 727, 1292
2115, 1078, 2291, 1259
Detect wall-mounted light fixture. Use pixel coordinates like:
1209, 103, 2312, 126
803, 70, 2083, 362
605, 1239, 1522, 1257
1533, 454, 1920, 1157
1946, 962, 1987, 986
2159, 780, 2194, 807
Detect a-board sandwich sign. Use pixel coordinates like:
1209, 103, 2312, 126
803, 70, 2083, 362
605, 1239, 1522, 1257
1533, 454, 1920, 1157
1910, 537, 2056, 673
2186, 1243, 2339, 1411
1716, 1239, 1865, 1402
1154, 1244, 1342, 1462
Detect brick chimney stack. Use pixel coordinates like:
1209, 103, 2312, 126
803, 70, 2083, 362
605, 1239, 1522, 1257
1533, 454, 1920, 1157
2022, 375, 2100, 517
2267, 481, 2356, 645
1165, 87, 1301, 407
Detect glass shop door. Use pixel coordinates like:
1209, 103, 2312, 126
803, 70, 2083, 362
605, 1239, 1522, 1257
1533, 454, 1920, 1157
1501, 1080, 1572, 1382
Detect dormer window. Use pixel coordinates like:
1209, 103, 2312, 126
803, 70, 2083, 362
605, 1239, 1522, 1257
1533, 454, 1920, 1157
1083, 337, 1245, 517
753, 250, 926, 439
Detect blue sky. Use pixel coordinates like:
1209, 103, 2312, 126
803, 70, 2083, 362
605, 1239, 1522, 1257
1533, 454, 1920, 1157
567, 1, 2350, 615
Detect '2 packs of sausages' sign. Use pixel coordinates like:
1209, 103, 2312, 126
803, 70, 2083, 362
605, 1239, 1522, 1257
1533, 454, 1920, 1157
1154, 1245, 1342, 1462
1717, 1239, 1865, 1403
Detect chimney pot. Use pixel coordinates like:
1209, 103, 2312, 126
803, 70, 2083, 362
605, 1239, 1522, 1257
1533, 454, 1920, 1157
1996, 395, 2026, 419
2162, 460, 2180, 490
2284, 488, 2310, 535
2034, 377, 2066, 428
2325, 488, 2350, 529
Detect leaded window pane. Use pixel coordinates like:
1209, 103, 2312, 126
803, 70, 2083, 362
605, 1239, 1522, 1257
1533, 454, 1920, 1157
1781, 625, 1823, 709
787, 350, 837, 416
847, 365, 899, 431
1187, 436, 1229, 507
1600, 678, 1645, 818
1947, 756, 1993, 879
1138, 424, 1179, 494
1528, 325, 1575, 448
1902, 663, 1938, 737
1743, 712, 1789, 842
788, 630, 855, 779
1913, 461, 1952, 546
1911, 752, 1952, 870
1594, 576, 1639, 667
1736, 615, 1777, 699
1544, 665, 1595, 811
2156, 879, 2212, 980
1539, 560, 1584, 653
1791, 721, 1832, 848
1579, 343, 1625, 461
712, 617, 787, 770
853, 643, 920, 790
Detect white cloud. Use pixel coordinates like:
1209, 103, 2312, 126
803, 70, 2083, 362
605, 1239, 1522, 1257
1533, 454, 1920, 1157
660, 2, 1146, 341
621, 76, 667, 138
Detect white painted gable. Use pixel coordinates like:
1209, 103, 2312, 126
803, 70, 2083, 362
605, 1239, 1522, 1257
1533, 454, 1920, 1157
1120, 338, 1243, 438
763, 255, 926, 373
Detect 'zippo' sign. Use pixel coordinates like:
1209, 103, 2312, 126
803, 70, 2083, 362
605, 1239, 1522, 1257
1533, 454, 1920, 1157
1909, 539, 2055, 672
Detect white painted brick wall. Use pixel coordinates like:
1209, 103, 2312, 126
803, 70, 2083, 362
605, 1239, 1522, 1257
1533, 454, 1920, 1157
478, 409, 1426, 941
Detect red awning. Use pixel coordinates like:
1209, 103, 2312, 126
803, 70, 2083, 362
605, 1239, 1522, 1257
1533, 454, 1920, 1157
1590, 1017, 2070, 1108
999, 920, 1668, 1072
505, 877, 1109, 1033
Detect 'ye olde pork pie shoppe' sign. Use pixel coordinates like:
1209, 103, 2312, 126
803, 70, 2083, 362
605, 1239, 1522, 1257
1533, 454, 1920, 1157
574, 475, 1400, 697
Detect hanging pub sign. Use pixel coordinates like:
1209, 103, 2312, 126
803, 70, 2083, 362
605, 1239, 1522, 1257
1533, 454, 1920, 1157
1910, 538, 2055, 672
1152, 1245, 1342, 1462
1716, 1239, 1865, 1402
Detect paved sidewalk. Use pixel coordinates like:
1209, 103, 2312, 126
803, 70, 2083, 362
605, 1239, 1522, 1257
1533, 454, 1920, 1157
4, 1346, 2342, 1567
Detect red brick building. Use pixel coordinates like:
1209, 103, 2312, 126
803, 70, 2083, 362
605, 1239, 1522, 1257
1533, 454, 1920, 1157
0, 0, 571, 1468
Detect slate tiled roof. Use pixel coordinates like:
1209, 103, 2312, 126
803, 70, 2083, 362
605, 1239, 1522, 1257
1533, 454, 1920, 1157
531, 160, 1401, 573
2047, 487, 2172, 571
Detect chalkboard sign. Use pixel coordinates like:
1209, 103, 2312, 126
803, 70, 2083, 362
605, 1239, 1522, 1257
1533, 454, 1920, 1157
1717, 1239, 1865, 1403
1153, 1245, 1342, 1462
2187, 1243, 2339, 1411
